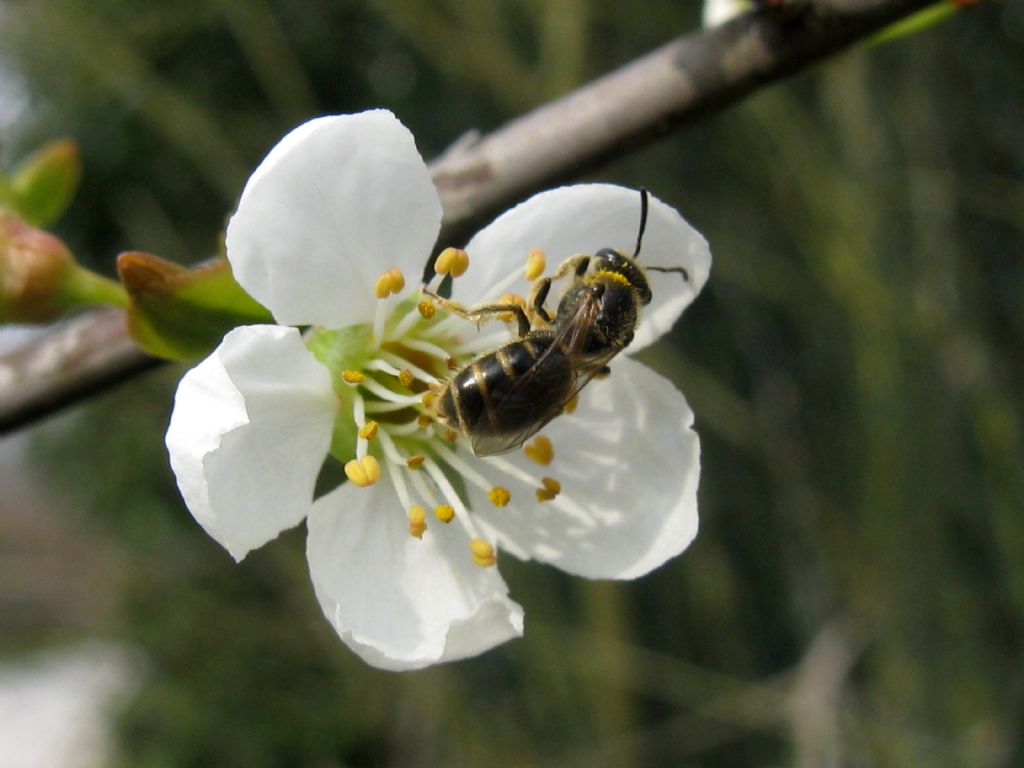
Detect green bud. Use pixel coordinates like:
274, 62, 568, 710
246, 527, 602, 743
7, 139, 83, 228
0, 211, 125, 323
118, 251, 273, 361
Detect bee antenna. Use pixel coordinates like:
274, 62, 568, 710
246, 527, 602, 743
647, 265, 690, 282
633, 188, 649, 259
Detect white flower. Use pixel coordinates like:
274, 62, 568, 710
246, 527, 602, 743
165, 110, 711, 671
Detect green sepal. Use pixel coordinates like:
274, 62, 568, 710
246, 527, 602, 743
305, 324, 375, 463
6, 139, 82, 228
117, 251, 273, 361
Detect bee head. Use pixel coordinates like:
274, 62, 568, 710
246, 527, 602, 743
590, 248, 652, 305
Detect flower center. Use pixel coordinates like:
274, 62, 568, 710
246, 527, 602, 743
309, 246, 568, 567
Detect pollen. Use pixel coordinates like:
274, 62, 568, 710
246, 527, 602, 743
358, 420, 379, 440
341, 369, 365, 384
344, 455, 381, 487
592, 269, 630, 288
434, 504, 455, 523
536, 476, 561, 502
375, 267, 406, 298
488, 486, 511, 507
406, 454, 426, 470
523, 435, 554, 466
408, 505, 427, 539
417, 298, 436, 319
434, 247, 470, 277
470, 538, 497, 568
421, 391, 437, 408
398, 368, 415, 388
417, 413, 433, 429
563, 394, 579, 414
524, 248, 546, 280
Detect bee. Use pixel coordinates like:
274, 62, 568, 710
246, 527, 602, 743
430, 189, 687, 456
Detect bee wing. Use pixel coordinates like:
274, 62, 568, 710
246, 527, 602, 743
469, 292, 603, 456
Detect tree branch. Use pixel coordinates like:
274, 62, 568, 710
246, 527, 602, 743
0, 0, 938, 433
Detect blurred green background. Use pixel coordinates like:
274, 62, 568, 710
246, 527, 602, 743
2, 1, 1023, 766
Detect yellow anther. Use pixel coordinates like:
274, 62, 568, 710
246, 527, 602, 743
446, 357, 459, 371
374, 267, 405, 298
536, 476, 561, 502
470, 538, 497, 568
442, 429, 458, 444
498, 293, 526, 324
525, 248, 546, 281
398, 369, 415, 388
406, 454, 426, 470
358, 420, 379, 440
434, 504, 455, 523
341, 370, 365, 384
417, 413, 433, 429
434, 247, 470, 277
344, 455, 381, 487
563, 393, 580, 414
408, 505, 427, 539
417, 298, 436, 319
523, 435, 554, 466
421, 391, 437, 408
488, 486, 511, 507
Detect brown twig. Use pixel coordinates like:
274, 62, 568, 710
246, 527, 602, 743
0, 0, 940, 433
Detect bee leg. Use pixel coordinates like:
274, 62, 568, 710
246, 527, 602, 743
550, 254, 591, 280
422, 287, 532, 337
529, 277, 553, 325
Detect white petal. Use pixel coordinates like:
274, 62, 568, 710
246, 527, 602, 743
470, 356, 700, 579
306, 481, 524, 671
166, 325, 337, 561
225, 110, 443, 328
458, 184, 711, 351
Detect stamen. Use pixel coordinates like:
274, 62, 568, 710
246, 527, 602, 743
366, 400, 420, 414
417, 299, 436, 318
398, 369, 415, 388
470, 539, 497, 568
380, 352, 439, 386
536, 476, 561, 502
408, 505, 427, 539
422, 458, 482, 541
341, 370, 365, 384
523, 435, 554, 466
358, 421, 378, 440
360, 377, 424, 405
417, 413, 433, 428
352, 393, 368, 459
434, 247, 470, 277
421, 259, 528, 338
400, 337, 453, 361
482, 454, 544, 488
432, 442, 511, 507
374, 267, 406, 298
488, 487, 511, 507
386, 421, 422, 436
406, 454, 426, 470
434, 504, 455, 523
525, 248, 546, 281
384, 299, 427, 343
345, 455, 381, 487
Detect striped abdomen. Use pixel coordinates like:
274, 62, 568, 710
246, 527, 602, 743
436, 334, 574, 454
